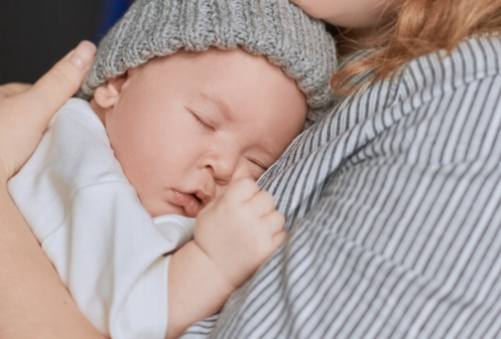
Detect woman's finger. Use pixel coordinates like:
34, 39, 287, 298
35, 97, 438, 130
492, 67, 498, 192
27, 40, 96, 116
0, 41, 96, 181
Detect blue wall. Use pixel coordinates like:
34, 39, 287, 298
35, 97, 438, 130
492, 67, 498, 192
95, 0, 133, 41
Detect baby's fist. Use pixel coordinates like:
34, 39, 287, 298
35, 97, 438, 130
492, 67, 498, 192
194, 179, 287, 288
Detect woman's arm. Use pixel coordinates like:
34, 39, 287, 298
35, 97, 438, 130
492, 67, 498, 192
0, 189, 105, 339
0, 41, 104, 339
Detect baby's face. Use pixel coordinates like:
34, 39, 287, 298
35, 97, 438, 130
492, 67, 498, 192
92, 49, 307, 217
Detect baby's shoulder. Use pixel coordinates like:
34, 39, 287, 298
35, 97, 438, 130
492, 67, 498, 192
26, 97, 128, 189
51, 98, 107, 145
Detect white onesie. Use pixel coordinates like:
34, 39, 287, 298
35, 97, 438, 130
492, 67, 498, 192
8, 98, 195, 339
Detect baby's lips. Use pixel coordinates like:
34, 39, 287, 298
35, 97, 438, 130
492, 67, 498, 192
172, 190, 202, 217
184, 198, 202, 217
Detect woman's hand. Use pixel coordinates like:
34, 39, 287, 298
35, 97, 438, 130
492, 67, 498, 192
0, 41, 105, 339
0, 83, 32, 99
0, 40, 96, 184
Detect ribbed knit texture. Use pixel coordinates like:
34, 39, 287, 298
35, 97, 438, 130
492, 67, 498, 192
81, 0, 337, 123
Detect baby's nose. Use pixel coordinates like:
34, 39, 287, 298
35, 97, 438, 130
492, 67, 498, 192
207, 149, 240, 184
212, 159, 236, 183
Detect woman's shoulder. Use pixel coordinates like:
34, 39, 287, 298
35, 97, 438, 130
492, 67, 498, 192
331, 35, 501, 119
397, 34, 501, 100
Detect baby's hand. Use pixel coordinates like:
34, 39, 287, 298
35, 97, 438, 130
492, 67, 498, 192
193, 178, 287, 288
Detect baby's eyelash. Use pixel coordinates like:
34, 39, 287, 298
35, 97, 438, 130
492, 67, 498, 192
188, 108, 214, 130
249, 158, 267, 170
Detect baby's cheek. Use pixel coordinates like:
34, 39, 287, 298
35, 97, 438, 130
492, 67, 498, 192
252, 168, 266, 181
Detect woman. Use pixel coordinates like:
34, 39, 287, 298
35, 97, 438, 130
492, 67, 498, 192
1, 0, 500, 338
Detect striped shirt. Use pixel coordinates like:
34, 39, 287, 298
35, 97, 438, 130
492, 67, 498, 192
182, 34, 501, 339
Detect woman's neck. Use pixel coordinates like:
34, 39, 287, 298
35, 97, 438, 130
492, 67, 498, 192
334, 26, 379, 58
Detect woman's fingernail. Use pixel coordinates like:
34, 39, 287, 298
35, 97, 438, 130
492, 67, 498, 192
70, 41, 96, 68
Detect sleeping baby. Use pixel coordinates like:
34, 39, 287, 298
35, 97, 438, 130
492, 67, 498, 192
9, 0, 337, 338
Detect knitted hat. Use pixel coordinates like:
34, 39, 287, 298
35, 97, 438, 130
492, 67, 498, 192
81, 0, 337, 123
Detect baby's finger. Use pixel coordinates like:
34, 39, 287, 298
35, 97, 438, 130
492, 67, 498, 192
223, 178, 259, 203
262, 211, 285, 235
247, 190, 277, 216
270, 230, 289, 253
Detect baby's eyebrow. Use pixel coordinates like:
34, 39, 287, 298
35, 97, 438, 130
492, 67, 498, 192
199, 91, 234, 122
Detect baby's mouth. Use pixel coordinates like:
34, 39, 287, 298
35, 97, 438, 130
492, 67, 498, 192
170, 190, 203, 217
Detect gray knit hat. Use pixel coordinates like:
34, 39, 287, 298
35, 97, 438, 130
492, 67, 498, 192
81, 0, 337, 123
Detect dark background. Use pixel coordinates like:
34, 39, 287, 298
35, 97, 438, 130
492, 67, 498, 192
0, 1, 337, 84
0, 0, 132, 84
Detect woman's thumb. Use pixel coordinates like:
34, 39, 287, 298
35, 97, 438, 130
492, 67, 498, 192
30, 41, 96, 114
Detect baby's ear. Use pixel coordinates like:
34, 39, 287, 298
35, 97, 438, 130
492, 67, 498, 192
93, 74, 128, 109
93, 66, 140, 109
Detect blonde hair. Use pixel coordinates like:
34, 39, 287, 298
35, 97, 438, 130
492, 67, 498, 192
332, 0, 501, 95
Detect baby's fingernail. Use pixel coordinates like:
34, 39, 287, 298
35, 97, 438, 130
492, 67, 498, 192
70, 41, 96, 68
